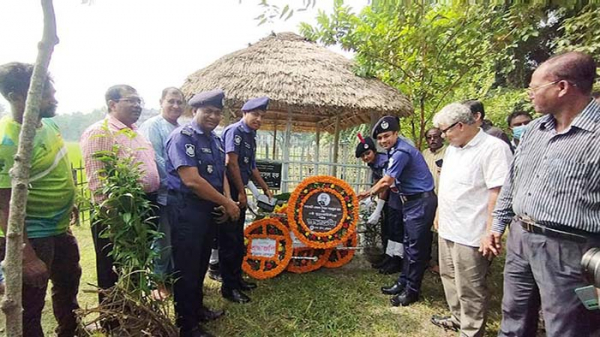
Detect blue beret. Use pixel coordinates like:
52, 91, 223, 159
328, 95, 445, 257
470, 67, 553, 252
372, 116, 400, 138
242, 96, 269, 112
189, 89, 224, 109
355, 137, 376, 158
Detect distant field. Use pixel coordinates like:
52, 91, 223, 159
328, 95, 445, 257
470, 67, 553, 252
66, 141, 83, 167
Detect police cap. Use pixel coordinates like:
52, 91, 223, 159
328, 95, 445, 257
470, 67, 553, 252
355, 137, 376, 158
189, 89, 225, 109
372, 116, 400, 138
242, 96, 270, 112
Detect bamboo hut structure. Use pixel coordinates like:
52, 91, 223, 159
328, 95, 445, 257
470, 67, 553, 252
181, 32, 412, 189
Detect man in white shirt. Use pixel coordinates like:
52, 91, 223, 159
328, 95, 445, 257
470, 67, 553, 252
430, 103, 513, 337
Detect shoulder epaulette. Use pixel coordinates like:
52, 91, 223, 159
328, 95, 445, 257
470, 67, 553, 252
180, 126, 193, 137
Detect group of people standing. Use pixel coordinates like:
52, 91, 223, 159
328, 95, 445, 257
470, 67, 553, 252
0, 50, 599, 337
0, 62, 272, 337
355, 51, 600, 337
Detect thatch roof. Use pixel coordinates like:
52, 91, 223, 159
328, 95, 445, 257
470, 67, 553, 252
181, 32, 413, 133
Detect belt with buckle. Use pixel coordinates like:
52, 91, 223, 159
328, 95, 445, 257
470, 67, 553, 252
401, 190, 436, 203
517, 215, 599, 243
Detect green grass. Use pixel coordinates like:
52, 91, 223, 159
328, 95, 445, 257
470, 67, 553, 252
66, 141, 83, 167
1, 224, 510, 336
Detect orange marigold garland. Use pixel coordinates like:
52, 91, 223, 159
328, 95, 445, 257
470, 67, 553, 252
324, 233, 358, 268
286, 175, 359, 249
286, 247, 332, 274
242, 218, 293, 280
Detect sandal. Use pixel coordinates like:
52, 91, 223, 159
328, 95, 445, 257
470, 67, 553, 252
431, 315, 460, 332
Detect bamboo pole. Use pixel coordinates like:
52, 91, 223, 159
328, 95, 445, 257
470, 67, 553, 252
332, 114, 341, 177
1, 1, 59, 336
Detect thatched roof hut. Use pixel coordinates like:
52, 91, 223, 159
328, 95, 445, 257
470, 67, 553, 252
181, 32, 412, 133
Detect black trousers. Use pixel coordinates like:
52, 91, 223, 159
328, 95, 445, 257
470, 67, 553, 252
169, 192, 218, 332
219, 184, 246, 290
383, 204, 404, 245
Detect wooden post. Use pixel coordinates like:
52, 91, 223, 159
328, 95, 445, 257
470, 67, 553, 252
2, 1, 58, 336
370, 111, 379, 130
332, 114, 341, 177
314, 124, 320, 176
223, 105, 231, 126
272, 120, 277, 160
282, 110, 292, 192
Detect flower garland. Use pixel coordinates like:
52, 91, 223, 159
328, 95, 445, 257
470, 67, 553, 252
286, 175, 359, 249
286, 247, 332, 274
324, 233, 358, 268
242, 218, 293, 280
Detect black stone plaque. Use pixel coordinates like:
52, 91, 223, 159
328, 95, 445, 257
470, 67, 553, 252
301, 192, 343, 233
255, 160, 282, 189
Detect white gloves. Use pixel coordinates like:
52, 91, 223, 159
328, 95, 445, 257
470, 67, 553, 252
367, 198, 386, 225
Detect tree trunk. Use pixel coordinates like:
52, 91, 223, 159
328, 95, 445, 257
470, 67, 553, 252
1, 1, 58, 336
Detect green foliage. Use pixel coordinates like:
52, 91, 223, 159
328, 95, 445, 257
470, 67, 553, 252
92, 145, 161, 296
300, 2, 600, 147
248, 0, 317, 25
555, 4, 600, 57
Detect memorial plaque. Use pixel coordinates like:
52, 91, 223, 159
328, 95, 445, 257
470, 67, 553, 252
255, 160, 282, 189
301, 192, 343, 233
250, 238, 277, 258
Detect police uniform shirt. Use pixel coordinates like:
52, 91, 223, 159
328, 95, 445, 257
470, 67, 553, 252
222, 120, 256, 185
165, 121, 226, 195
385, 137, 434, 195
368, 152, 388, 183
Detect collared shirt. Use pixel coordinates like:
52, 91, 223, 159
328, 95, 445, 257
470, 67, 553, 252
222, 120, 256, 185
422, 144, 447, 194
385, 137, 434, 195
80, 115, 160, 203
139, 114, 179, 206
165, 121, 226, 195
0, 116, 75, 238
492, 99, 600, 234
438, 130, 512, 247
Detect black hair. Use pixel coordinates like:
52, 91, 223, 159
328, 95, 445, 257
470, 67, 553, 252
506, 111, 533, 127
105, 84, 137, 107
0, 62, 51, 100
544, 51, 597, 94
461, 99, 485, 119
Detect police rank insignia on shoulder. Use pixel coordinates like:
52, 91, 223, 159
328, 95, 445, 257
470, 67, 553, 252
185, 144, 195, 157
381, 121, 389, 129
201, 148, 212, 154
234, 135, 242, 145
181, 128, 193, 136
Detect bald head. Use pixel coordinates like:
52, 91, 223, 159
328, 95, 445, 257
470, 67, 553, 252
540, 52, 597, 94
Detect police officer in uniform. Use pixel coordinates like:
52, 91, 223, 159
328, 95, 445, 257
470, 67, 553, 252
165, 89, 240, 337
359, 116, 437, 307
355, 137, 404, 274
220, 96, 273, 303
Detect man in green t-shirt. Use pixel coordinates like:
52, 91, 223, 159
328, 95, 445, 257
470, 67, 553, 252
0, 62, 81, 337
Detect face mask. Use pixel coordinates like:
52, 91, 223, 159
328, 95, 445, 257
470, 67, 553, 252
512, 125, 527, 140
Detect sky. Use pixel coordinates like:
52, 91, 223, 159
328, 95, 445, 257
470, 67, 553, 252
0, 0, 367, 115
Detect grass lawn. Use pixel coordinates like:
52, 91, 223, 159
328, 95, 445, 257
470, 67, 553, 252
1, 221, 509, 336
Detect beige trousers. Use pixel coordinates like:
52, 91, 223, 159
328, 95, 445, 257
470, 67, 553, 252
439, 236, 491, 337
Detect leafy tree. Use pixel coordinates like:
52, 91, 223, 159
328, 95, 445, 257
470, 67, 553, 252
301, 2, 507, 147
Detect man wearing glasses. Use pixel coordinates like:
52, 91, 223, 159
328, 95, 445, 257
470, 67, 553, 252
430, 103, 512, 337
481, 51, 600, 336
80, 85, 159, 310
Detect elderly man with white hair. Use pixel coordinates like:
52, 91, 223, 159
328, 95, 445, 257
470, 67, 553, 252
430, 103, 512, 337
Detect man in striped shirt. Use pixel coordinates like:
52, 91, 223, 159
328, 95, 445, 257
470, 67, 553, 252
481, 51, 600, 337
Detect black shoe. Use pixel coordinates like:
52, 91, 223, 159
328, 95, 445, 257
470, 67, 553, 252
379, 257, 402, 274
208, 264, 222, 282
371, 255, 391, 269
181, 325, 215, 337
199, 306, 225, 322
240, 279, 257, 291
430, 315, 460, 332
390, 290, 419, 307
381, 282, 404, 295
221, 288, 251, 303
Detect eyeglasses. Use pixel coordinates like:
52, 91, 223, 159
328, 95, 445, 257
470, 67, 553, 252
117, 97, 144, 106
440, 122, 460, 135
526, 80, 560, 96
